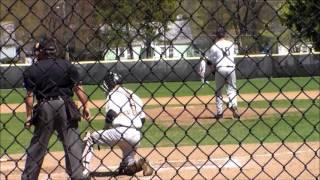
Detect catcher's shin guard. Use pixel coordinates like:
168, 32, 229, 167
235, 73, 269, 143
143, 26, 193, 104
82, 131, 93, 176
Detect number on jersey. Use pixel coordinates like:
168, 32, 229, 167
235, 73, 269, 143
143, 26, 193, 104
223, 47, 230, 56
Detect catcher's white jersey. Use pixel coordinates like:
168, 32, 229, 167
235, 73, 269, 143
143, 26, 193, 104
106, 87, 145, 129
82, 86, 146, 175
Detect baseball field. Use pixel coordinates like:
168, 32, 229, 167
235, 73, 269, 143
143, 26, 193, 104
0, 76, 319, 179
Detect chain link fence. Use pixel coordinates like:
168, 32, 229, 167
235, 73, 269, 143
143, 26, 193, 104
1, 0, 319, 179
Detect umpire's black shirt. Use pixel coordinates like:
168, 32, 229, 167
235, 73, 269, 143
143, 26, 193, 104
23, 58, 80, 101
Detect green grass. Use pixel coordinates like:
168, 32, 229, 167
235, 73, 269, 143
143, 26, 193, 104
70, 98, 318, 122
87, 76, 320, 99
0, 76, 319, 154
1, 99, 318, 155
0, 114, 106, 155
143, 105, 319, 146
1, 76, 319, 104
238, 98, 319, 109
142, 99, 319, 146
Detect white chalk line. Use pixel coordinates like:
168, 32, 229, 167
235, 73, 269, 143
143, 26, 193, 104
73, 149, 318, 176
156, 149, 317, 172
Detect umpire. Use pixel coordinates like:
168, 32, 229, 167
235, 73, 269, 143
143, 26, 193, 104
21, 35, 91, 180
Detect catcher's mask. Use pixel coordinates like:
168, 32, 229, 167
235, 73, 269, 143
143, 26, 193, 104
102, 72, 122, 92
33, 35, 57, 58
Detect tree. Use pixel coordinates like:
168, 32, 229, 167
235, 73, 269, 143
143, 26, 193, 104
226, 0, 268, 53
95, 0, 177, 59
281, 0, 320, 50
181, 0, 275, 54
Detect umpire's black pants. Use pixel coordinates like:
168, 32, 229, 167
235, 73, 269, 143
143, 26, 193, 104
21, 99, 85, 180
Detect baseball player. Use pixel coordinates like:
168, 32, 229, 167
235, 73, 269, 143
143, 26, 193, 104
206, 27, 240, 119
82, 72, 153, 177
198, 58, 209, 85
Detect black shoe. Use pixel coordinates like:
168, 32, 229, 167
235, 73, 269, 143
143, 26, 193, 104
230, 107, 240, 119
75, 174, 91, 180
214, 113, 223, 119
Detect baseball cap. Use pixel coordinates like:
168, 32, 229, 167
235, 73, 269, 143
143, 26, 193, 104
216, 27, 226, 39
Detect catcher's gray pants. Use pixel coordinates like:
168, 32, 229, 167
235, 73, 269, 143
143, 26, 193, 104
82, 127, 141, 174
21, 99, 84, 180
215, 66, 237, 114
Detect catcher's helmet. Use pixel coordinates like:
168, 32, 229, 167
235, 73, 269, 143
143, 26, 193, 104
33, 35, 57, 57
102, 72, 122, 92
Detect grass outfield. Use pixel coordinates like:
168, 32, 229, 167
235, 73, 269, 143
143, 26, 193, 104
0, 99, 318, 154
0, 76, 319, 104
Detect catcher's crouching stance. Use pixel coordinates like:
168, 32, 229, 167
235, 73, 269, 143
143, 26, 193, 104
82, 72, 153, 176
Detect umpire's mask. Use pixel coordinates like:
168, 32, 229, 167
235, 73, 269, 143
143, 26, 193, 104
33, 35, 57, 59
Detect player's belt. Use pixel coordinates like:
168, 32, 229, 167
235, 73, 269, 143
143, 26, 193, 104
217, 65, 234, 68
113, 124, 141, 130
38, 96, 63, 102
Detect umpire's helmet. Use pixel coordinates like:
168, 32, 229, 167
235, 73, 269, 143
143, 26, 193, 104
33, 35, 57, 57
102, 72, 122, 92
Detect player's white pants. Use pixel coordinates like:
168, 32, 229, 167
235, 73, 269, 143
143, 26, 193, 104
199, 71, 205, 83
82, 127, 141, 174
215, 67, 237, 115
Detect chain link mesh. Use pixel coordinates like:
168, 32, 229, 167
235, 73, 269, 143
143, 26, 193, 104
1, 0, 319, 179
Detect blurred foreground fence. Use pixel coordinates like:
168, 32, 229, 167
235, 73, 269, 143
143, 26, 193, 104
1, 0, 320, 179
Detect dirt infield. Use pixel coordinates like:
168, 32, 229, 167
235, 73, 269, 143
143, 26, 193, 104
0, 90, 319, 179
1, 142, 319, 179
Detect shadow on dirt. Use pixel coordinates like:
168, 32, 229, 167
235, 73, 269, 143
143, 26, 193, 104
90, 171, 119, 177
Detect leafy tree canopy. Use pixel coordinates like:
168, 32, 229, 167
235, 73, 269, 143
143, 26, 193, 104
281, 0, 320, 49
95, 0, 177, 45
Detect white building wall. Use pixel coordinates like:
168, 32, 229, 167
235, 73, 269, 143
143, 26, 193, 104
0, 46, 16, 61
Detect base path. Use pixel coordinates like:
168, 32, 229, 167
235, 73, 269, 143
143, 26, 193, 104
1, 90, 319, 114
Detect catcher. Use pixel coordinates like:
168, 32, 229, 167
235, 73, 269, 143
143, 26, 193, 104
82, 72, 153, 177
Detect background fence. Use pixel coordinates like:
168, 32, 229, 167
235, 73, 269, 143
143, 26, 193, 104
1, 0, 319, 179
1, 54, 320, 89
